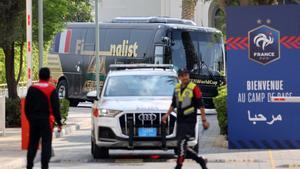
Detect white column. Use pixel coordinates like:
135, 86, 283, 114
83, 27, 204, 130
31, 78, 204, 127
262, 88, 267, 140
26, 0, 33, 88
0, 96, 5, 136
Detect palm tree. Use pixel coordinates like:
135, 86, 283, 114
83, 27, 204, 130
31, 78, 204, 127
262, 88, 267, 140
181, 0, 198, 20
218, 0, 278, 8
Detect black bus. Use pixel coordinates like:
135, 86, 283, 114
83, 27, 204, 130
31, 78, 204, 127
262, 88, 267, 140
48, 17, 225, 107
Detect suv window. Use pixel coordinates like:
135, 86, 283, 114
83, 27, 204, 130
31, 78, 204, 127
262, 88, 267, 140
104, 75, 177, 97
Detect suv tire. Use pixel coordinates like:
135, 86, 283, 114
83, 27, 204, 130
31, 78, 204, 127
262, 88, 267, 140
91, 139, 109, 159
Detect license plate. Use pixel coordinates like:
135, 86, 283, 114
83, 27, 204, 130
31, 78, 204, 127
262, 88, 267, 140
138, 128, 157, 137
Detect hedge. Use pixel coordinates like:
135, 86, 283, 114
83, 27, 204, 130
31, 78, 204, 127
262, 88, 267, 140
59, 98, 70, 125
213, 85, 228, 135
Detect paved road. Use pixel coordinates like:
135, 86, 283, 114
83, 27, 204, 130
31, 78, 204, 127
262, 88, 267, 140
31, 106, 300, 169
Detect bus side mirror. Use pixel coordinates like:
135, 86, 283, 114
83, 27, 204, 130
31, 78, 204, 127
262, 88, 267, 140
161, 37, 172, 46
87, 91, 99, 101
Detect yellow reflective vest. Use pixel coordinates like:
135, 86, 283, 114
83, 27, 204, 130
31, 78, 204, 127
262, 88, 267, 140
174, 82, 197, 115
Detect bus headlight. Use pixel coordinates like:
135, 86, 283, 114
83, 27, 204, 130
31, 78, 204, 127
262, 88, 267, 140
99, 109, 121, 117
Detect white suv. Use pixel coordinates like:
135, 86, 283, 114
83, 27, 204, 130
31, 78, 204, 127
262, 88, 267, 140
90, 64, 200, 158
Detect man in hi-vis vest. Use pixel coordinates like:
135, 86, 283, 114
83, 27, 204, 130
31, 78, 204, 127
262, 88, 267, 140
162, 68, 209, 169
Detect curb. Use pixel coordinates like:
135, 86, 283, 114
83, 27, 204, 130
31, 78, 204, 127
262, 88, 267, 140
2, 157, 27, 169
213, 135, 228, 148
53, 123, 80, 138
3, 123, 81, 169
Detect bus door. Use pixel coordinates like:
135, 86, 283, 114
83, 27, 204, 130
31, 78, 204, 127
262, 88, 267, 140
58, 28, 86, 98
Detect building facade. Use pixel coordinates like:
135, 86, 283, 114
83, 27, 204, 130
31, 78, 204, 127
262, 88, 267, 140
93, 0, 222, 28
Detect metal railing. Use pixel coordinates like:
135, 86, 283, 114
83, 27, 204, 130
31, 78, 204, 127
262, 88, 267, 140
0, 81, 37, 97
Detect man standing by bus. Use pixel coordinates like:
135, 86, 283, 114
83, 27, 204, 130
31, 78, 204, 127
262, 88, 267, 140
162, 68, 209, 169
25, 67, 62, 169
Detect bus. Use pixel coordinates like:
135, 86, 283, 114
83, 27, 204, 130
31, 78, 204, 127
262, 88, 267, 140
48, 17, 225, 107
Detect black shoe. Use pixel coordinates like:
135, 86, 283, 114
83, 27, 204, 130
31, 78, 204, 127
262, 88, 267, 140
175, 165, 182, 169
197, 156, 208, 169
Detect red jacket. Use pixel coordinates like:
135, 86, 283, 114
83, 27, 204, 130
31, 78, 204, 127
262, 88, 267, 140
25, 80, 62, 128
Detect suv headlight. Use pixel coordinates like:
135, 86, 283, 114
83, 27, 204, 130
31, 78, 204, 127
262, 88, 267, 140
99, 109, 121, 117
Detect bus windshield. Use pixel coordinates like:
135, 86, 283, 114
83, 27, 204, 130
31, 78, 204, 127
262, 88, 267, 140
171, 30, 224, 76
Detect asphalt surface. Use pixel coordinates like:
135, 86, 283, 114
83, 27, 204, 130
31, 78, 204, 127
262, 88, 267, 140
30, 105, 300, 169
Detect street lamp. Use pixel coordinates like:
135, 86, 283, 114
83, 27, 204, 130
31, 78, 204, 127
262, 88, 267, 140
38, 0, 43, 69
95, 0, 100, 99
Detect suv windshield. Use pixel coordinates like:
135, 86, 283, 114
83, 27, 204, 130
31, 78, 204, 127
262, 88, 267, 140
171, 30, 224, 75
104, 75, 177, 97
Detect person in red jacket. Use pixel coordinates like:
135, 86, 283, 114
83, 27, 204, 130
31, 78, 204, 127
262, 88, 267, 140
25, 67, 62, 169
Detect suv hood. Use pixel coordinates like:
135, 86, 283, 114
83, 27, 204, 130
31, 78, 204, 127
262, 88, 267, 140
99, 97, 172, 111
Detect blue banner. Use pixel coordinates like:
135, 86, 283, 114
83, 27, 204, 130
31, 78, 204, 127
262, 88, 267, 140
227, 5, 300, 149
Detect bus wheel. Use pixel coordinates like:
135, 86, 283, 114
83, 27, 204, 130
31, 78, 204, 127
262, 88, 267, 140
69, 99, 79, 107
57, 80, 68, 99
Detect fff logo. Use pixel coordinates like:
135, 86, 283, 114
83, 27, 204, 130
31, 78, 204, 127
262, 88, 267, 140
248, 25, 280, 65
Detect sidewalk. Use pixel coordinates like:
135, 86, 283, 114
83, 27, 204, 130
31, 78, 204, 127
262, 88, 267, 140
0, 111, 82, 169
0, 128, 26, 169
2, 107, 300, 169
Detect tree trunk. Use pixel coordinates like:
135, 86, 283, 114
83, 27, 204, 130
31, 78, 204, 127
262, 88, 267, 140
218, 0, 227, 14
257, 0, 278, 4
3, 42, 18, 99
239, 0, 250, 5
182, 0, 198, 20
16, 42, 24, 84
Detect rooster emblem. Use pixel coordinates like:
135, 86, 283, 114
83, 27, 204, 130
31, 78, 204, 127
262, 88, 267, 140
253, 33, 274, 51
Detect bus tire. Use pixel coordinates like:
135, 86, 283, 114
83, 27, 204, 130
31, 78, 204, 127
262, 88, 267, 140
174, 148, 178, 155
69, 99, 79, 107
57, 80, 68, 100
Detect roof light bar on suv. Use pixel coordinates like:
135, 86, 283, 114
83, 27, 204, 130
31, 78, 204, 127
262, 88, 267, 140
111, 16, 196, 26
109, 64, 174, 70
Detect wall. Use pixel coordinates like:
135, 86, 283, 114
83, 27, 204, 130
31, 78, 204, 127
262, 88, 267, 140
92, 0, 216, 27
98, 0, 162, 22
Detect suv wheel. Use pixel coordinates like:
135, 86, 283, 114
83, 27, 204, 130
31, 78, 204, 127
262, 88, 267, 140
91, 139, 109, 159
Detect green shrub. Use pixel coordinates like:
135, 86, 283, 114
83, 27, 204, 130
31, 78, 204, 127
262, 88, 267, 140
5, 98, 21, 127
213, 85, 228, 135
59, 99, 70, 125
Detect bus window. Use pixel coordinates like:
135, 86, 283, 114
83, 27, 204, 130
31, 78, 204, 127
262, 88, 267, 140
71, 28, 86, 54
105, 29, 131, 57
129, 29, 155, 58
84, 29, 95, 51
171, 30, 223, 75
171, 32, 187, 71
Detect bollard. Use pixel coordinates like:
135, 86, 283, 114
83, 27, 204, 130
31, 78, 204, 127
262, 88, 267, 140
0, 96, 5, 136
21, 98, 30, 150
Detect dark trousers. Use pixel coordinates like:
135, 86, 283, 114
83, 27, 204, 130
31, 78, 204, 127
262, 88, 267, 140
176, 122, 207, 169
27, 119, 52, 169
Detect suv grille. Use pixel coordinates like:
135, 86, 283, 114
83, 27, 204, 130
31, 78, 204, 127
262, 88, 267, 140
119, 113, 176, 137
